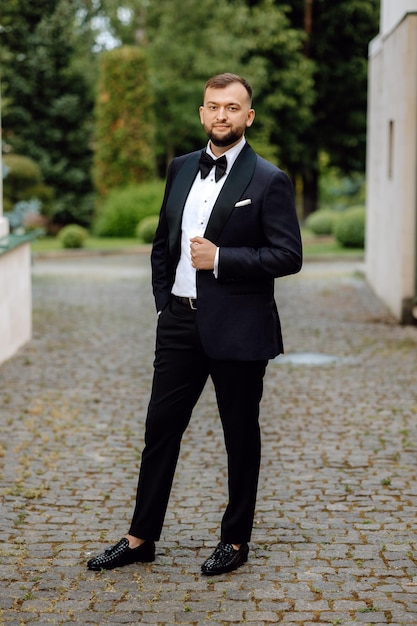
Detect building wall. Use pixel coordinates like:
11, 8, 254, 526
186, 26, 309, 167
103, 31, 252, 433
1, 93, 33, 365
381, 0, 417, 33
0, 244, 32, 365
366, 12, 417, 322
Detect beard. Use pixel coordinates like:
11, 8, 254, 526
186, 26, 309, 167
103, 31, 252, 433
206, 126, 245, 147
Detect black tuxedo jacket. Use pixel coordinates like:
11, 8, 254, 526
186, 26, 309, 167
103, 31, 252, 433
151, 143, 302, 360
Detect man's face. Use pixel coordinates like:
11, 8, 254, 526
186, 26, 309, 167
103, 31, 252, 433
199, 82, 255, 154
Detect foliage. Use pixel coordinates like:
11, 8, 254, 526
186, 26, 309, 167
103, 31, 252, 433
136, 215, 159, 243
1, 0, 95, 227
4, 199, 42, 232
334, 206, 365, 248
58, 224, 89, 248
319, 154, 366, 211
2, 0, 379, 224
93, 46, 156, 195
305, 210, 338, 236
245, 0, 315, 171
285, 0, 379, 216
2, 154, 54, 215
98, 0, 314, 171
2, 155, 41, 191
23, 211, 48, 233
93, 181, 164, 237
309, 0, 380, 173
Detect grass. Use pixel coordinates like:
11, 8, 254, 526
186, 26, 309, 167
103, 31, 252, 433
31, 236, 142, 253
30, 230, 364, 258
301, 229, 364, 258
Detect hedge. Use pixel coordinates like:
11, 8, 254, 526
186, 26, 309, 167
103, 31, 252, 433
93, 181, 164, 237
305, 209, 338, 236
334, 206, 365, 248
93, 46, 156, 196
58, 224, 88, 249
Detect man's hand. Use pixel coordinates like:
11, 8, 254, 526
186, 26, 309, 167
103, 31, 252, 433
190, 236, 217, 270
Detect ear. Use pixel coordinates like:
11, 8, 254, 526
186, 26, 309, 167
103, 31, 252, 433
246, 109, 255, 128
199, 105, 204, 124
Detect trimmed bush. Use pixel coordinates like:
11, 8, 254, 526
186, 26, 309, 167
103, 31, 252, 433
136, 215, 159, 243
3, 154, 41, 188
58, 224, 88, 249
305, 210, 338, 235
334, 206, 365, 248
3, 155, 54, 206
93, 181, 164, 237
93, 46, 156, 196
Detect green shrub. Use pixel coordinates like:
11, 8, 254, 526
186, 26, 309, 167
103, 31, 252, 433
58, 224, 88, 249
23, 212, 47, 233
3, 154, 41, 185
93, 181, 164, 237
93, 46, 156, 196
5, 198, 42, 232
334, 206, 365, 248
136, 215, 159, 243
3, 154, 54, 205
305, 210, 338, 235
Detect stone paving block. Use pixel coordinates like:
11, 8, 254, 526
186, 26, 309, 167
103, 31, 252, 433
245, 611, 280, 622
354, 613, 388, 623
2, 256, 417, 625
209, 608, 245, 622
281, 613, 317, 622
293, 598, 330, 611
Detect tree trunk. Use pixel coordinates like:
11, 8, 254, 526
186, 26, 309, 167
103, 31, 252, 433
302, 167, 319, 220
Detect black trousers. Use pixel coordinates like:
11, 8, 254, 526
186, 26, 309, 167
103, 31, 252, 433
128, 296, 267, 544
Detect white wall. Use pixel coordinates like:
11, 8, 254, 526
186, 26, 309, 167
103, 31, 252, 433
0, 244, 32, 365
0, 91, 32, 364
366, 12, 417, 321
381, 0, 417, 34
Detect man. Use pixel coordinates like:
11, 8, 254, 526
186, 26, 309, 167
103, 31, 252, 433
87, 73, 302, 575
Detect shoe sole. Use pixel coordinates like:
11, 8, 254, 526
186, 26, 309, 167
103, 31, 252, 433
87, 555, 155, 571
201, 555, 248, 576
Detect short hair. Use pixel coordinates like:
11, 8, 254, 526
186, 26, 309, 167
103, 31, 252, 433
204, 73, 253, 104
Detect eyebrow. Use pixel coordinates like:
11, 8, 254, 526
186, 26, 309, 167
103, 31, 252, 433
205, 100, 241, 107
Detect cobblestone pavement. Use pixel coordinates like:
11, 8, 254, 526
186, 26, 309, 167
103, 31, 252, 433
1, 252, 417, 626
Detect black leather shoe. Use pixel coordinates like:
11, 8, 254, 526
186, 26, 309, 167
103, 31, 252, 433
201, 542, 249, 576
87, 538, 155, 570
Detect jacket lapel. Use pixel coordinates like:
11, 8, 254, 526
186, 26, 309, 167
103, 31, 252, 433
204, 143, 257, 243
166, 152, 200, 258
165, 143, 257, 257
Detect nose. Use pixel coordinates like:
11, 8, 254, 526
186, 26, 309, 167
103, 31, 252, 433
216, 107, 227, 121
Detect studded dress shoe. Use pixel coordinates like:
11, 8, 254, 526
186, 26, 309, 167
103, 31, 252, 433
87, 538, 155, 570
201, 542, 249, 576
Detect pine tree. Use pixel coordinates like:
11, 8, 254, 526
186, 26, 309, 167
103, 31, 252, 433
1, 0, 95, 226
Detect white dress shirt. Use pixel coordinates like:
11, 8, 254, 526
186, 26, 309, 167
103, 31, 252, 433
171, 136, 246, 298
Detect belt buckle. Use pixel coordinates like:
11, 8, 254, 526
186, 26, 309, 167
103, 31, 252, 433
188, 297, 197, 310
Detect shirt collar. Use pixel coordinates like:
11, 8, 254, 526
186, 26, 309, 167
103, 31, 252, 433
206, 136, 246, 173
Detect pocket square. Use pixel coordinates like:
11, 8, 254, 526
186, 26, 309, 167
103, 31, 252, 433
234, 199, 252, 207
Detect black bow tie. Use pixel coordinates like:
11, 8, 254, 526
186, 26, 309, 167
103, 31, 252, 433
199, 152, 227, 182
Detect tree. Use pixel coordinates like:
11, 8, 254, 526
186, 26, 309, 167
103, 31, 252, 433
93, 46, 156, 196
285, 0, 380, 216
241, 0, 315, 174
1, 0, 96, 227
98, 0, 314, 177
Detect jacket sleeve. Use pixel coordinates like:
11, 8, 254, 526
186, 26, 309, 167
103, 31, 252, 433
151, 162, 177, 312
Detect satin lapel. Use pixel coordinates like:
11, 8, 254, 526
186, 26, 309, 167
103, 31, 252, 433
204, 144, 257, 243
166, 152, 201, 257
